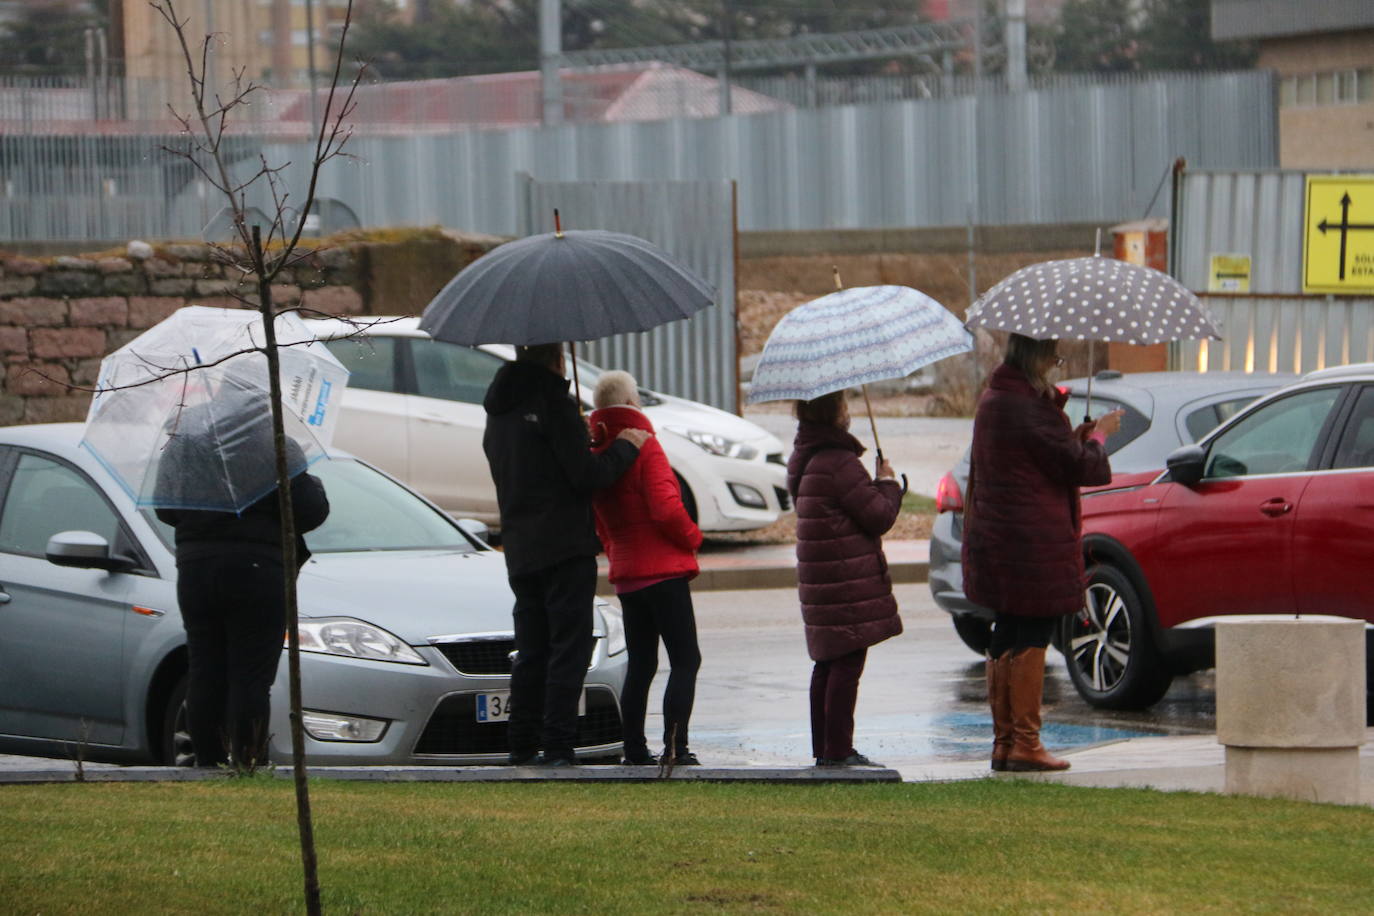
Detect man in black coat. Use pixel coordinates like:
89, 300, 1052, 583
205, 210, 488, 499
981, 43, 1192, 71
155, 396, 330, 768
483, 343, 647, 766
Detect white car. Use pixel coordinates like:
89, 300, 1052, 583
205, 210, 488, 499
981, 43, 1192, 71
309, 317, 792, 532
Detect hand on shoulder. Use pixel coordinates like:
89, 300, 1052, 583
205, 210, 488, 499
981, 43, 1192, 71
618, 428, 651, 448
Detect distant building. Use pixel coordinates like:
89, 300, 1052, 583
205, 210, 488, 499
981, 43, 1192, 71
1213, 0, 1374, 168
116, 0, 351, 95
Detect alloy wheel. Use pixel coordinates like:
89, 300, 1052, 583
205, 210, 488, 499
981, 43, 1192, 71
1068, 580, 1134, 694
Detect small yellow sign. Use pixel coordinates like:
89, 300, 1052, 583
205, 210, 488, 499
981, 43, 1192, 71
1208, 253, 1251, 292
1304, 174, 1374, 294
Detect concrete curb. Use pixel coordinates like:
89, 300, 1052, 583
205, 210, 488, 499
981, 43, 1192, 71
600, 560, 929, 593
0, 765, 902, 786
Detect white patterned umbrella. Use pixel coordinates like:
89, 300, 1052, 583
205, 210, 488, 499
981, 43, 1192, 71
747, 285, 972, 487
965, 256, 1221, 414
746, 285, 973, 404
964, 256, 1220, 344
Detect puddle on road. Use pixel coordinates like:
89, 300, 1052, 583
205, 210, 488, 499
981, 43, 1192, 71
691, 711, 1158, 764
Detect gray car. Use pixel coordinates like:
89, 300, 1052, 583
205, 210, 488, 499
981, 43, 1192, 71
928, 370, 1294, 655
0, 423, 628, 766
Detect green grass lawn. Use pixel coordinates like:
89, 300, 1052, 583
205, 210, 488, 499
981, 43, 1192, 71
901, 491, 936, 515
3, 779, 1372, 914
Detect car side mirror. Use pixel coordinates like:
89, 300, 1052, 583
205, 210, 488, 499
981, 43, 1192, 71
46, 531, 137, 573
456, 518, 491, 545
1166, 444, 1207, 487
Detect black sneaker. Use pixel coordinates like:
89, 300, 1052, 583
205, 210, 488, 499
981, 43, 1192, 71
539, 755, 577, 768
508, 752, 541, 766
818, 753, 881, 768
621, 751, 658, 766
665, 751, 700, 766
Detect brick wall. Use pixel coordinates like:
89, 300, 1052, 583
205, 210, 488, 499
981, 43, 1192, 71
0, 229, 503, 425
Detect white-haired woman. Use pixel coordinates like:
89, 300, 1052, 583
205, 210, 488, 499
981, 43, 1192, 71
590, 370, 704, 766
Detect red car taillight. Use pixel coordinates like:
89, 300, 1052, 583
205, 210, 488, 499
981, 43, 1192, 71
935, 471, 963, 513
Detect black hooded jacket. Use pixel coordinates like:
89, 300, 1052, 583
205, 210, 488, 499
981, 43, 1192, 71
482, 360, 639, 577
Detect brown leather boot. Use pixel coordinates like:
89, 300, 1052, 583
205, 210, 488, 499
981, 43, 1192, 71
1005, 646, 1070, 772
987, 653, 1012, 771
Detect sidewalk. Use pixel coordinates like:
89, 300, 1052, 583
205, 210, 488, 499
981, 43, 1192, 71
598, 539, 931, 592
4, 734, 1372, 806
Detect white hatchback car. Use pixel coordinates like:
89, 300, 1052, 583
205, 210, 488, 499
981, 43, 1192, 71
309, 317, 792, 532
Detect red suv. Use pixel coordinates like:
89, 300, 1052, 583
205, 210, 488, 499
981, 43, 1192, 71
1072, 364, 1374, 710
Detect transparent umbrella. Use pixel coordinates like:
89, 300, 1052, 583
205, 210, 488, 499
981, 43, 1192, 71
81, 306, 349, 512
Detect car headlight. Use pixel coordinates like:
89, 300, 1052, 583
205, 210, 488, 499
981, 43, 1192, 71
596, 602, 627, 656
668, 426, 759, 461
292, 617, 428, 665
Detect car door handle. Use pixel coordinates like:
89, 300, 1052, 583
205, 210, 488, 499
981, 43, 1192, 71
1259, 498, 1293, 517
416, 412, 450, 423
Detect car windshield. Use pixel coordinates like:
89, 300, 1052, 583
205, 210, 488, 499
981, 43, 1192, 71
144, 458, 478, 554
1063, 395, 1147, 456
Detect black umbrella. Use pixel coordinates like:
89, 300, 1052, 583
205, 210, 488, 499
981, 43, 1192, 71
419, 214, 716, 347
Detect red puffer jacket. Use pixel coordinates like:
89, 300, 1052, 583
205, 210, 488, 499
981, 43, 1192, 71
962, 363, 1112, 619
590, 405, 702, 584
786, 421, 903, 662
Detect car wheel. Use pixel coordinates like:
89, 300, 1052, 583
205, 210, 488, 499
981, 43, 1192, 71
675, 472, 698, 524
952, 615, 993, 656
160, 674, 197, 767
1063, 564, 1173, 710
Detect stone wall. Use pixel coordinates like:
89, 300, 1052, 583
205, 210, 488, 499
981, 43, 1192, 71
0, 229, 503, 426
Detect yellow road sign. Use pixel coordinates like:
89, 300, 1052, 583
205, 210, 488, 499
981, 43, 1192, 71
1208, 253, 1251, 292
1304, 174, 1374, 294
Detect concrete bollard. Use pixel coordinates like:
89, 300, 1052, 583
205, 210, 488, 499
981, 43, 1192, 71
1216, 619, 1367, 805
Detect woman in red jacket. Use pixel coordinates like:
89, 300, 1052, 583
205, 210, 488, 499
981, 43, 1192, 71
787, 391, 902, 767
963, 334, 1122, 772
590, 370, 704, 766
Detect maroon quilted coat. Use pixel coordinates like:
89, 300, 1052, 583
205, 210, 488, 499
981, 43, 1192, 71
787, 421, 904, 661
962, 363, 1112, 619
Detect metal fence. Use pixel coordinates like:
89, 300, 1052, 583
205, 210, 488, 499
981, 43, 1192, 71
1172, 168, 1374, 374
519, 176, 738, 412
2, 70, 1277, 242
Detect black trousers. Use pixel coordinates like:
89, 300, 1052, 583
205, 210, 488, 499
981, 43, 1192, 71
809, 647, 868, 761
177, 554, 287, 767
618, 576, 701, 757
506, 555, 597, 762
990, 612, 1058, 659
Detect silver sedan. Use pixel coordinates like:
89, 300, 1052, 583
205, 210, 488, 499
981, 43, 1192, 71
0, 423, 628, 766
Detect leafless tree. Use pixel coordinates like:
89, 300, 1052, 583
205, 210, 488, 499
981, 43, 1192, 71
146, 2, 366, 912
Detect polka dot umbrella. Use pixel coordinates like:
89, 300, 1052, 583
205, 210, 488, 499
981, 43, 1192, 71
964, 256, 1221, 411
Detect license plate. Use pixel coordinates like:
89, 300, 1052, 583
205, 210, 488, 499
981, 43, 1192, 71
475, 692, 512, 723
474, 690, 586, 722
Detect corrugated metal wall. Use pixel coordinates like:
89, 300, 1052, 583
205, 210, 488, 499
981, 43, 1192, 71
2, 71, 1277, 242
1173, 169, 1374, 374
519, 177, 738, 413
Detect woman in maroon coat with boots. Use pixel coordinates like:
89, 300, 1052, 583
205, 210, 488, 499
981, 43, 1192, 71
963, 334, 1123, 772
590, 370, 704, 766
787, 391, 903, 767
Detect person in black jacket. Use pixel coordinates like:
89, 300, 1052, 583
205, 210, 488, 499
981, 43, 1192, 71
483, 343, 647, 766
154, 394, 330, 769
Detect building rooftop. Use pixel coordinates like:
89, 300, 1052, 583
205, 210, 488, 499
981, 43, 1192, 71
1212, 0, 1374, 41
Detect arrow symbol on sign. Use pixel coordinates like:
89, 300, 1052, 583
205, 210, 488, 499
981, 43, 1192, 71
1317, 192, 1374, 281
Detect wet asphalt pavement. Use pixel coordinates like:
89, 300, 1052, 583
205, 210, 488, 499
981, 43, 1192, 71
657, 583, 1217, 770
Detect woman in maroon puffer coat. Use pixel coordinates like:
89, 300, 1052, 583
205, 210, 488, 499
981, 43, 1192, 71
590, 370, 704, 766
963, 333, 1122, 772
787, 391, 902, 767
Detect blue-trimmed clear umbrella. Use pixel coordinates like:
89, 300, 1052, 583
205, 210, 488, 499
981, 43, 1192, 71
747, 283, 974, 486
81, 306, 349, 512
